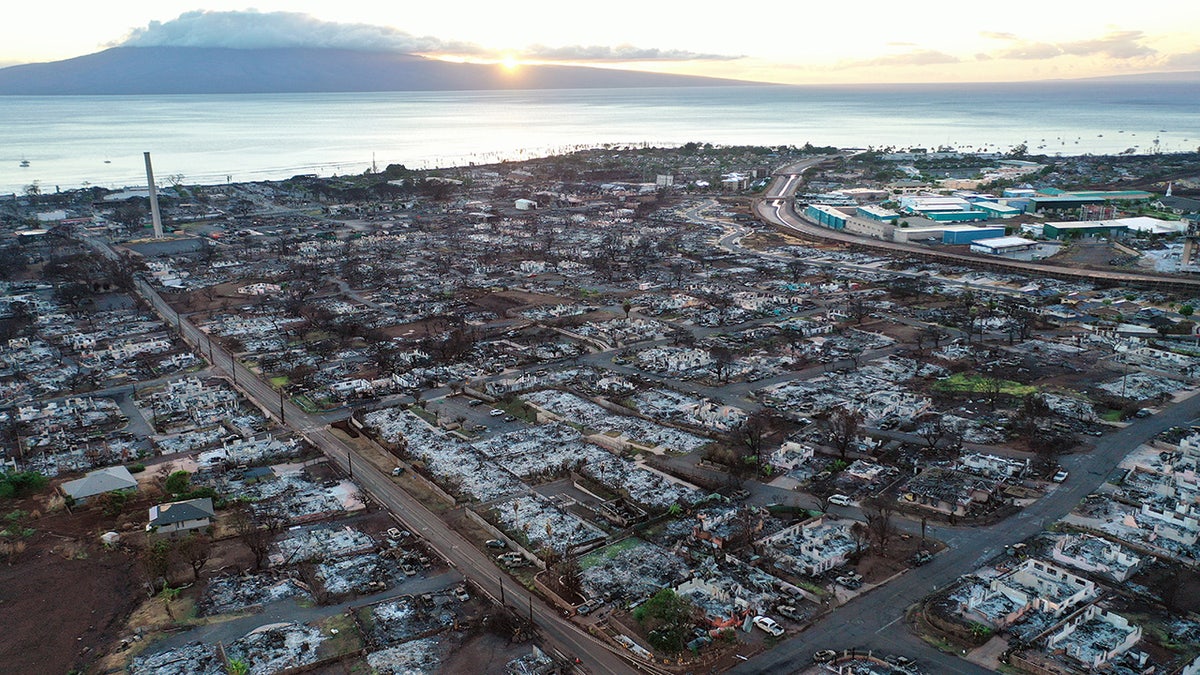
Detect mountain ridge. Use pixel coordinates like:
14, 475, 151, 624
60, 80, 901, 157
0, 46, 753, 95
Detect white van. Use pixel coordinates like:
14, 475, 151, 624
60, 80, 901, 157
828, 494, 852, 507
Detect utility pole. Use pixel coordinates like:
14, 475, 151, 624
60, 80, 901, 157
279, 388, 285, 425
231, 352, 237, 385
499, 576, 505, 604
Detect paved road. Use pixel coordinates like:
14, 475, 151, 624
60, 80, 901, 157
732, 388, 1200, 674
754, 159, 1200, 292
79, 235, 651, 675
723, 159, 1200, 673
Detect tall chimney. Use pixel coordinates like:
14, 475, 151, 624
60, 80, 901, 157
143, 152, 164, 239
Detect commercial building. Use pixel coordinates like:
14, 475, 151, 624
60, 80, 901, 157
856, 205, 899, 223
804, 204, 849, 230
970, 236, 1038, 255
942, 226, 1005, 244
1028, 196, 1105, 214
1043, 221, 1128, 240
974, 201, 1023, 218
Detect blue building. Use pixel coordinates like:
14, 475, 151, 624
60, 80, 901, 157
925, 210, 988, 223
856, 205, 899, 223
942, 226, 1006, 244
975, 201, 1023, 218
805, 204, 849, 230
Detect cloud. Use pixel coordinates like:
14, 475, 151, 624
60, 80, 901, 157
1163, 50, 1200, 69
980, 31, 1018, 41
837, 50, 960, 69
113, 10, 739, 64
116, 10, 483, 54
985, 30, 1156, 61
886, 41, 918, 47
1058, 31, 1155, 59
520, 43, 740, 61
997, 42, 1066, 60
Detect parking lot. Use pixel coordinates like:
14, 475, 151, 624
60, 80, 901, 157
425, 395, 528, 439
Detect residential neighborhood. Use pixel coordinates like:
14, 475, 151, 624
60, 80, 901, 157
2, 144, 1200, 675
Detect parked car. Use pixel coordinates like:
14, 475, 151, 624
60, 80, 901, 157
576, 598, 604, 615
468, 399, 483, 406
753, 615, 784, 637
686, 635, 713, 651
776, 604, 807, 621
910, 551, 933, 566
813, 649, 838, 663
1052, 469, 1069, 483
391, 466, 405, 476
485, 539, 508, 549
829, 494, 852, 507
836, 576, 862, 590
453, 585, 470, 602
489, 409, 505, 417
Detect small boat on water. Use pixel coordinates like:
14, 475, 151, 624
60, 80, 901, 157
19, 159, 29, 167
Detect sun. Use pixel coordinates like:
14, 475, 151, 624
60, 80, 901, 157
500, 54, 520, 72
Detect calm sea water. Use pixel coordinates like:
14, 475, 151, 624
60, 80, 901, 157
2, 81, 1198, 195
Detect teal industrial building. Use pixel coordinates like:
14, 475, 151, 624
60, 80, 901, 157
805, 204, 849, 229
942, 226, 1006, 244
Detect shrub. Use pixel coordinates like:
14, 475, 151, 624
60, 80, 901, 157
0, 471, 49, 499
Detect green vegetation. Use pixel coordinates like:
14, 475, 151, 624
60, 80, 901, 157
0, 471, 48, 499
127, 463, 147, 473
933, 373, 1038, 396
164, 470, 192, 496
633, 588, 697, 653
579, 538, 641, 570
1100, 409, 1124, 422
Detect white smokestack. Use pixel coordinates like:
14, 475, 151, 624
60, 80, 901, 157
144, 152, 164, 239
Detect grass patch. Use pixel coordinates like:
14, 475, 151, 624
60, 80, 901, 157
293, 395, 321, 413
409, 405, 439, 425
933, 373, 1038, 396
496, 399, 538, 423
269, 375, 289, 388
579, 538, 642, 570
1100, 409, 1123, 422
316, 613, 363, 658
794, 579, 829, 597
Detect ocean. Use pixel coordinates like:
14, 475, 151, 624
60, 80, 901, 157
2, 80, 1198, 195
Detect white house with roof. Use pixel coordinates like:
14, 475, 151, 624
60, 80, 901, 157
147, 497, 215, 535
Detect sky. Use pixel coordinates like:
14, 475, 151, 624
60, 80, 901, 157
3, 1, 1200, 84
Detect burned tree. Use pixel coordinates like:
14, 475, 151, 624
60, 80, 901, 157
826, 406, 863, 460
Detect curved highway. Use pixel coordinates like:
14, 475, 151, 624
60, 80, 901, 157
756, 159, 1200, 292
